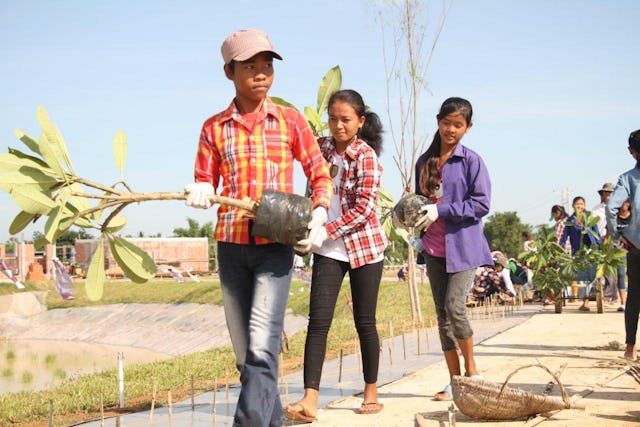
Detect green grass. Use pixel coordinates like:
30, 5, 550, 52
0, 271, 435, 426
20, 372, 33, 384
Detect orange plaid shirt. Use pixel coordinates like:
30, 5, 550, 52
194, 98, 333, 244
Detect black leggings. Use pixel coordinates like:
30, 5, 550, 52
626, 247, 640, 345
303, 254, 383, 390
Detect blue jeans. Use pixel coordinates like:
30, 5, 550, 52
218, 242, 293, 427
425, 254, 476, 351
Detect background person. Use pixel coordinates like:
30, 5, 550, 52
593, 182, 615, 239
560, 196, 602, 311
185, 29, 333, 427
606, 129, 640, 361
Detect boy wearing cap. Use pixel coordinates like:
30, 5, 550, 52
607, 129, 640, 362
185, 29, 332, 426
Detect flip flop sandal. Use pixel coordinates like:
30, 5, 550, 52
434, 383, 453, 401
358, 401, 384, 414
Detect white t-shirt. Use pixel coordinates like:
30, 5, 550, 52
592, 202, 607, 238
315, 152, 349, 262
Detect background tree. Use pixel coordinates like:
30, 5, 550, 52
376, 0, 450, 322
55, 228, 95, 247
483, 211, 530, 258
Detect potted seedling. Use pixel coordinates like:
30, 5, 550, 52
568, 212, 626, 313
518, 229, 576, 313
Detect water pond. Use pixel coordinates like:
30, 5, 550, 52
0, 339, 170, 394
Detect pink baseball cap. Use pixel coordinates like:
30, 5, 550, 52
221, 29, 283, 64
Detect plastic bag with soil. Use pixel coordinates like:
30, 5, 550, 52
252, 189, 313, 246
393, 193, 429, 228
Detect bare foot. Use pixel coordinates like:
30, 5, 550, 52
624, 344, 637, 361
285, 400, 317, 422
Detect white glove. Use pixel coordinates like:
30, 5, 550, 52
185, 182, 214, 209
309, 226, 328, 252
414, 204, 439, 231
295, 207, 328, 253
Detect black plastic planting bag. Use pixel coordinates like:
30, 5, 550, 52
252, 189, 313, 246
393, 193, 430, 228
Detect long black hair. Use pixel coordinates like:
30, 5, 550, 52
551, 204, 568, 219
419, 97, 473, 196
327, 89, 383, 156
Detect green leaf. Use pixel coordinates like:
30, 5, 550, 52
10, 186, 56, 215
61, 202, 94, 228
113, 131, 127, 178
317, 65, 342, 115
0, 169, 61, 193
0, 152, 47, 174
103, 215, 127, 233
56, 215, 76, 236
44, 205, 64, 243
9, 210, 37, 235
108, 236, 156, 283
7, 148, 50, 169
14, 128, 42, 156
270, 96, 298, 111
304, 107, 323, 137
53, 122, 75, 175
85, 240, 106, 301
36, 106, 75, 175
67, 183, 93, 213
377, 187, 395, 209
16, 128, 67, 180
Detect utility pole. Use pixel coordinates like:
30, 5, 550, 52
561, 187, 572, 210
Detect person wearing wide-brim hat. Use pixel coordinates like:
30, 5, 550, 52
594, 182, 615, 238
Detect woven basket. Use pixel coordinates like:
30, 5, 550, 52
451, 364, 585, 420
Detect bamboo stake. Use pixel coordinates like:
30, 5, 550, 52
100, 394, 104, 426
191, 375, 195, 411
48, 400, 53, 427
149, 381, 156, 421
168, 390, 173, 418
426, 324, 430, 352
338, 347, 344, 383
212, 377, 217, 415
402, 324, 407, 360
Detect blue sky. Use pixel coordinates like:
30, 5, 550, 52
1, 0, 639, 248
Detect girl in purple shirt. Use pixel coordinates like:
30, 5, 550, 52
414, 97, 493, 401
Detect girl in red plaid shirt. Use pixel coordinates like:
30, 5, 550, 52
285, 90, 389, 422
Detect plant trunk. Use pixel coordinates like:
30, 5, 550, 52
406, 244, 422, 323
554, 291, 563, 313
596, 278, 604, 313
